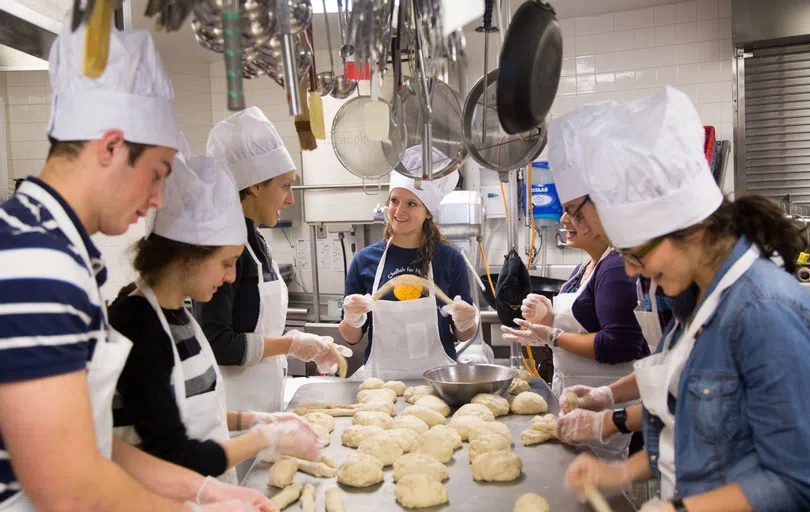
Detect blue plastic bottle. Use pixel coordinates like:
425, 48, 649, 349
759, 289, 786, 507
529, 161, 563, 226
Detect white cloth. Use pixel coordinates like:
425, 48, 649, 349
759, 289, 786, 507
547, 101, 616, 204
220, 243, 288, 413
577, 86, 723, 248
389, 146, 458, 214
634, 245, 760, 499
149, 139, 247, 246
634, 279, 663, 352
207, 107, 296, 191
352, 240, 456, 381
1, 182, 133, 511
47, 13, 179, 149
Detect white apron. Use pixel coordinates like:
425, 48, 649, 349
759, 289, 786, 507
635, 245, 760, 499
220, 241, 288, 413
1, 182, 133, 511
116, 280, 237, 484
634, 279, 663, 352
352, 240, 455, 381
551, 249, 636, 460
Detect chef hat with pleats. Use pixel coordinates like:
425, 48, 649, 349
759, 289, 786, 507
547, 100, 617, 204
148, 133, 247, 246
578, 86, 722, 249
389, 146, 459, 215
207, 107, 296, 191
47, 12, 180, 149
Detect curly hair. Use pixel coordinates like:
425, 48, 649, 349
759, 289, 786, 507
383, 217, 448, 277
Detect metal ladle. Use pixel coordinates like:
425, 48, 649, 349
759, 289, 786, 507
336, 0, 354, 60
330, 0, 357, 99
315, 0, 336, 95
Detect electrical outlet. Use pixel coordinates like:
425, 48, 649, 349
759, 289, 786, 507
316, 224, 327, 239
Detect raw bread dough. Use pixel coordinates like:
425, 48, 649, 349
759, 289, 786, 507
356, 388, 397, 404
320, 455, 338, 468
357, 435, 403, 467
404, 385, 434, 404
516, 369, 533, 383
471, 393, 510, 417
303, 411, 335, 432
514, 493, 550, 512
471, 450, 523, 482
359, 377, 386, 390
387, 428, 419, 452
446, 415, 486, 441
468, 421, 514, 444
393, 415, 430, 434
312, 424, 331, 446
521, 429, 555, 446
453, 403, 496, 422
267, 458, 298, 488
395, 474, 449, 508
511, 392, 548, 415
300, 483, 315, 512
429, 424, 462, 449
341, 425, 386, 448
385, 380, 407, 396
325, 488, 345, 512
352, 411, 394, 430
400, 405, 445, 427
468, 433, 512, 463
509, 379, 531, 395
336, 453, 385, 487
358, 400, 396, 416
393, 453, 449, 482
270, 483, 303, 510
279, 456, 337, 478
531, 414, 558, 436
414, 395, 451, 417
412, 428, 456, 463
564, 391, 579, 412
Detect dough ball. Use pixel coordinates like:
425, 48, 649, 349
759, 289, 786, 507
387, 428, 419, 453
453, 403, 496, 422
356, 388, 397, 404
404, 385, 434, 404
530, 414, 558, 437
446, 415, 485, 441
303, 412, 335, 433
400, 405, 445, 427
412, 428, 456, 463
325, 488, 345, 512
393, 453, 449, 483
521, 429, 555, 446
414, 395, 451, 417
471, 393, 510, 417
336, 453, 384, 488
385, 380, 406, 396
509, 379, 531, 395
471, 450, 523, 482
352, 411, 394, 430
359, 377, 386, 390
357, 400, 395, 416
514, 493, 550, 512
341, 425, 386, 448
267, 458, 298, 488
515, 370, 533, 383
393, 415, 430, 435
312, 424, 331, 446
357, 435, 403, 467
564, 391, 579, 412
510, 392, 548, 415
394, 474, 449, 508
468, 421, 514, 444
428, 425, 462, 450
468, 434, 512, 463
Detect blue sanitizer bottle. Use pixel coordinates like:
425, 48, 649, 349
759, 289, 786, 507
529, 161, 563, 226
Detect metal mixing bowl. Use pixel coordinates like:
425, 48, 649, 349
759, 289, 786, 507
423, 364, 517, 406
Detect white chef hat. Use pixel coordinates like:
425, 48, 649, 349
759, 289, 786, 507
207, 107, 296, 191
148, 133, 247, 246
547, 101, 617, 204
388, 146, 459, 215
47, 13, 180, 149
578, 86, 722, 248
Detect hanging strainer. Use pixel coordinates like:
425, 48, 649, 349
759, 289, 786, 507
462, 68, 547, 171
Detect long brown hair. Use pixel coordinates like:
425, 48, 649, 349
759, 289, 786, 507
384, 216, 448, 277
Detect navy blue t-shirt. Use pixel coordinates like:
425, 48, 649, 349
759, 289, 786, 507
343, 240, 473, 363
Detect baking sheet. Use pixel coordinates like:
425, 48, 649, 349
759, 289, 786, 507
241, 378, 636, 511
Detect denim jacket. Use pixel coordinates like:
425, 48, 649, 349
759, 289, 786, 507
642, 236, 810, 511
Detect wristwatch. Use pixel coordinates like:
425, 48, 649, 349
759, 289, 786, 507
671, 497, 688, 512
612, 408, 631, 434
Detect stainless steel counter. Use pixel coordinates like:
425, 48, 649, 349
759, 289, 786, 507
241, 378, 635, 511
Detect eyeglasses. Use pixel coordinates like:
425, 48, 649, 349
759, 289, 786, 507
618, 236, 665, 268
566, 196, 591, 224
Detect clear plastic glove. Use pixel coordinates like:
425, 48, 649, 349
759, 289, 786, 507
342, 294, 373, 328
287, 331, 335, 371
521, 294, 554, 326
252, 417, 321, 462
500, 318, 563, 346
245, 411, 309, 429
639, 499, 676, 512
565, 453, 632, 494
557, 409, 612, 444
440, 296, 477, 332
561, 385, 615, 412
195, 477, 277, 511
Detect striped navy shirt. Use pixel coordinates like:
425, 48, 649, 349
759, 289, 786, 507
0, 177, 107, 503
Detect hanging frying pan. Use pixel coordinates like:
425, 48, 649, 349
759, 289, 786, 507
496, 1, 563, 135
